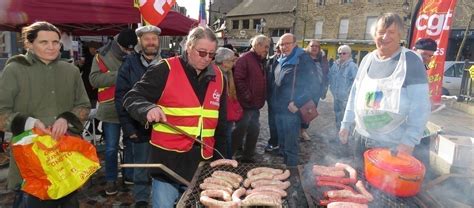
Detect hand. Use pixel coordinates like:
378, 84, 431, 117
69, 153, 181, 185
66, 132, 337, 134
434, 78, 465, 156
51, 118, 68, 140
34, 120, 51, 135
146, 107, 167, 123
396, 144, 414, 155
338, 128, 349, 144
288, 102, 298, 113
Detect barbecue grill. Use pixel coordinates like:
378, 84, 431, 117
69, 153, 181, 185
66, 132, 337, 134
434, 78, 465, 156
177, 162, 305, 207
298, 164, 427, 208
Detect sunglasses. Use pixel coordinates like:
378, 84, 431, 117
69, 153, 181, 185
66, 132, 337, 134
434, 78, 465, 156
338, 52, 348, 55
194, 48, 216, 58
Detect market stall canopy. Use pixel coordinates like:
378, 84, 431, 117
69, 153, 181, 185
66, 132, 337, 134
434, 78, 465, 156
0, 0, 198, 36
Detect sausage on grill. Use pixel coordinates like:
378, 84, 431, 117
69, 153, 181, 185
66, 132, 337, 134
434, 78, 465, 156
247, 186, 287, 197
327, 202, 369, 208
247, 167, 283, 178
273, 169, 291, 181
200, 189, 232, 201
211, 174, 240, 188
241, 194, 282, 207
203, 177, 233, 189
231, 187, 246, 203
313, 165, 346, 177
355, 180, 374, 201
212, 171, 243, 183
251, 180, 291, 189
316, 176, 356, 184
243, 172, 274, 187
316, 181, 355, 192
199, 182, 233, 194
335, 163, 357, 181
324, 190, 368, 200
319, 197, 369, 206
200, 195, 239, 208
210, 159, 238, 168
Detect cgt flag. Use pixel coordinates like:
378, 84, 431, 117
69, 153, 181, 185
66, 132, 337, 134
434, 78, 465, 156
136, 0, 176, 26
408, 0, 458, 105
198, 0, 207, 26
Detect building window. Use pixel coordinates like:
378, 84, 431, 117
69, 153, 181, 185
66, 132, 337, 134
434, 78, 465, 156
253, 19, 261, 29
315, 0, 326, 6
338, 18, 349, 39
232, 20, 239, 29
314, 21, 323, 39
271, 28, 291, 37
242, 19, 250, 29
365, 16, 377, 39
341, 0, 352, 3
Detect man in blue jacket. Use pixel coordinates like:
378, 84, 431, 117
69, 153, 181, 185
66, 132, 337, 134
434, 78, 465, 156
115, 25, 161, 208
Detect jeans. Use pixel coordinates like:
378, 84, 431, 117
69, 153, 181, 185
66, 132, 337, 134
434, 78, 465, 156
231, 109, 261, 160
334, 98, 348, 131
151, 178, 186, 208
103, 122, 121, 182
133, 142, 151, 203
267, 103, 278, 146
123, 138, 134, 180
225, 121, 235, 159
275, 112, 301, 166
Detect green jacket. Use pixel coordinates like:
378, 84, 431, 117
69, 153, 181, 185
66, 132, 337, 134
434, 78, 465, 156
89, 41, 124, 123
0, 51, 90, 190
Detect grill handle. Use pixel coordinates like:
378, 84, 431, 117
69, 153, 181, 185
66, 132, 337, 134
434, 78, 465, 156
120, 163, 190, 187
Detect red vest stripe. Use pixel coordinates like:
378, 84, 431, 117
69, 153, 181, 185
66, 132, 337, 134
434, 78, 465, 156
96, 55, 115, 103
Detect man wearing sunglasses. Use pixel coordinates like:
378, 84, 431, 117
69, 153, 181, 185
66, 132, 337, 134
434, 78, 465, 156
232, 34, 270, 163
123, 26, 227, 208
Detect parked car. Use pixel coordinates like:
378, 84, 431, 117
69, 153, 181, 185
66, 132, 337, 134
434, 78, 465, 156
442, 61, 473, 95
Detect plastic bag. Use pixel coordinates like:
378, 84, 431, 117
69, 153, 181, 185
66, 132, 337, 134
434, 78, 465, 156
11, 128, 100, 200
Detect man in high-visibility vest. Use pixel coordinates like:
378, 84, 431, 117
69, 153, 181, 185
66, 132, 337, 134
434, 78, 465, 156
89, 28, 137, 195
123, 26, 227, 208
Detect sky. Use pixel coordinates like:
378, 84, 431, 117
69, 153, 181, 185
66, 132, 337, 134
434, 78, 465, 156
176, 0, 209, 20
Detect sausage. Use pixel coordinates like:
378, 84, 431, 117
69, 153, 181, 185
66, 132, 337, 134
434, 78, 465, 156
319, 197, 369, 206
247, 187, 287, 197
251, 180, 291, 189
245, 191, 282, 199
241, 194, 282, 207
210, 159, 238, 168
247, 167, 283, 178
200, 195, 239, 208
203, 177, 233, 189
273, 169, 291, 181
231, 187, 246, 203
313, 165, 346, 177
211, 174, 240, 188
335, 163, 357, 180
327, 202, 369, 208
316, 176, 356, 184
316, 181, 355, 192
212, 171, 243, 182
243, 172, 275, 187
199, 182, 233, 194
355, 180, 374, 201
200, 189, 232, 201
324, 190, 368, 200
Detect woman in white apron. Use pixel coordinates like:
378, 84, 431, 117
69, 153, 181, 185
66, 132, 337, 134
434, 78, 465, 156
338, 13, 430, 168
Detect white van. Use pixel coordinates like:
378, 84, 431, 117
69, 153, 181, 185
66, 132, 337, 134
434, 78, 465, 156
442, 61, 473, 95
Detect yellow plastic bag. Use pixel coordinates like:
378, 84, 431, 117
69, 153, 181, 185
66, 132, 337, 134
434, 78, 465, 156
12, 128, 100, 200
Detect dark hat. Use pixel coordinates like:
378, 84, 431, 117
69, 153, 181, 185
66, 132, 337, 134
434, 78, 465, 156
117, 28, 138, 49
415, 38, 437, 52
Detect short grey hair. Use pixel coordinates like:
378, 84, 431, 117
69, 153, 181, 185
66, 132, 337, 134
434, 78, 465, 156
338, 45, 351, 53
251, 34, 270, 48
214, 47, 235, 64
185, 26, 218, 51
371, 13, 404, 38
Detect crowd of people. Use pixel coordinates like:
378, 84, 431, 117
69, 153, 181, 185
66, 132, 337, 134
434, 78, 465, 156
0, 11, 438, 208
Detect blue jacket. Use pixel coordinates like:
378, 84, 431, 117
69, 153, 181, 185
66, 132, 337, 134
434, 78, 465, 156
115, 52, 155, 142
328, 58, 358, 101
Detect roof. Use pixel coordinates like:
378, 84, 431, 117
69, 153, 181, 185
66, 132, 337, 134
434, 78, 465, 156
226, 0, 296, 17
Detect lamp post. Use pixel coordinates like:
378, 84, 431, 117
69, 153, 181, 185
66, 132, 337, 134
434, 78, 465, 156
260, 18, 266, 35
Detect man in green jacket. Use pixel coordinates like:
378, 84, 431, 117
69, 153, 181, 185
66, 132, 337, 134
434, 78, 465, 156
0, 21, 90, 207
89, 28, 137, 195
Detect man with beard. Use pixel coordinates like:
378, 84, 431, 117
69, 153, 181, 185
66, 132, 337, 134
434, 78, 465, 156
115, 25, 161, 208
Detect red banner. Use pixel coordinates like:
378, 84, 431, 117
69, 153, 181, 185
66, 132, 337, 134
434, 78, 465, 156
137, 0, 176, 26
409, 0, 458, 105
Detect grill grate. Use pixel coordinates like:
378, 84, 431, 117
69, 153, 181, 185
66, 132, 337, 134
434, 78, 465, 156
177, 162, 291, 208
298, 164, 423, 208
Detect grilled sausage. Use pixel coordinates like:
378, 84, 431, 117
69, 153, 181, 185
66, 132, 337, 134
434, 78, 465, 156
247, 167, 283, 178
243, 172, 275, 187
241, 194, 282, 207
355, 180, 374, 201
231, 187, 246, 204
319, 197, 369, 206
212, 171, 243, 182
324, 190, 368, 200
335, 163, 357, 181
211, 174, 240, 188
200, 189, 232, 201
210, 159, 238, 168
203, 177, 234, 189
316, 176, 356, 184
316, 181, 355, 192
313, 165, 346, 177
251, 180, 291, 189
274, 169, 291, 181
200, 195, 239, 208
327, 202, 369, 208
199, 182, 233, 194
247, 186, 287, 197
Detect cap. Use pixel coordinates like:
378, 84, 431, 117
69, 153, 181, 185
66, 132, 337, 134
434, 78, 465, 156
135, 25, 161, 37
117, 28, 138, 49
415, 38, 437, 52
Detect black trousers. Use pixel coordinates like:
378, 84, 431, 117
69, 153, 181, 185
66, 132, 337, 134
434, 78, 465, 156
17, 191, 79, 208
231, 109, 260, 159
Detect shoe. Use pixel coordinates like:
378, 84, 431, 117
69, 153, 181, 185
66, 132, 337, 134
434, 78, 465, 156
264, 144, 279, 152
105, 181, 118, 195
124, 178, 134, 185
300, 131, 311, 141
135, 201, 148, 208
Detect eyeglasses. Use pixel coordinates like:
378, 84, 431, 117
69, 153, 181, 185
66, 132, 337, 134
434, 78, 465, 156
279, 42, 295, 47
194, 48, 216, 58
338, 52, 348, 55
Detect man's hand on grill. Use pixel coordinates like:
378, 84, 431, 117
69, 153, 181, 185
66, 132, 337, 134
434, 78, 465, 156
146, 107, 167, 123
338, 128, 349, 144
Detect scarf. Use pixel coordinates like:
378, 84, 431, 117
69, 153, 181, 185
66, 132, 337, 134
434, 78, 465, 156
140, 54, 161, 68
274, 47, 305, 86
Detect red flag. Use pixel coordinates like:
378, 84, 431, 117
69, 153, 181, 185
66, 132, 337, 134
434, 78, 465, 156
138, 0, 176, 26
409, 0, 458, 105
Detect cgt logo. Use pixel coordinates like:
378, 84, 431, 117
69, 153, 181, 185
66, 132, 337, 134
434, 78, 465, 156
415, 10, 453, 36
210, 90, 221, 106
365, 91, 383, 109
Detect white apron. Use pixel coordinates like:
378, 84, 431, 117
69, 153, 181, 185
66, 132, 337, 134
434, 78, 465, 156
354, 48, 408, 134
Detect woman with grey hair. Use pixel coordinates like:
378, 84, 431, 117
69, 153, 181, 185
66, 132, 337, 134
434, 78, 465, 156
339, 13, 430, 168
123, 26, 227, 207
215, 47, 241, 158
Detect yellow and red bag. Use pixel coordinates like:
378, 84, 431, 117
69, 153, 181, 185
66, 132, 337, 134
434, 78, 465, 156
11, 128, 100, 200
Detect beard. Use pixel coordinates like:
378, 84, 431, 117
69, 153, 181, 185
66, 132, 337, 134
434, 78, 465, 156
141, 44, 159, 56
